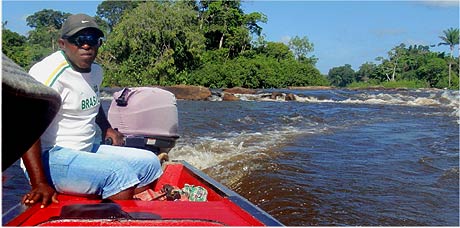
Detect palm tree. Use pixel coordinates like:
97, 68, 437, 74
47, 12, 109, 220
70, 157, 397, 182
438, 27, 459, 88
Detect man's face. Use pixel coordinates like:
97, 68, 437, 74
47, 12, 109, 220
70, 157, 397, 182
59, 28, 103, 72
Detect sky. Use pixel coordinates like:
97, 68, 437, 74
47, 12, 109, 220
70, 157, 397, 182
2, 0, 459, 74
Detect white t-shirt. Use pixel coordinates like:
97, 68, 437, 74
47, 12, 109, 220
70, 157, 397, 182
29, 51, 103, 152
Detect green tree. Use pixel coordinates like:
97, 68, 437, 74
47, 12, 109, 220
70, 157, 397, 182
328, 64, 355, 87
26, 9, 68, 29
281, 59, 326, 87
288, 35, 317, 65
438, 27, 459, 87
416, 58, 447, 87
369, 43, 456, 89
100, 1, 205, 87
96, 0, 142, 33
244, 11, 267, 38
2, 27, 28, 67
189, 53, 327, 89
200, 1, 242, 50
258, 42, 294, 61
199, 0, 265, 58
2, 24, 50, 70
374, 44, 405, 82
356, 62, 378, 82
26, 9, 70, 52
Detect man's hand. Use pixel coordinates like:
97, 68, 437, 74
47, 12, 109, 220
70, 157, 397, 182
105, 128, 125, 146
22, 183, 58, 208
21, 140, 58, 208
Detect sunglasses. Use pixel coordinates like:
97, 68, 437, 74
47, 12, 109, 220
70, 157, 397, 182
65, 34, 104, 47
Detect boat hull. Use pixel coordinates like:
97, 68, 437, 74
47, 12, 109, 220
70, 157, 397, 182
4, 161, 282, 226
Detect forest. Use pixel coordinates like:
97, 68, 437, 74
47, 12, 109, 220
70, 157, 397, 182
2, 0, 459, 89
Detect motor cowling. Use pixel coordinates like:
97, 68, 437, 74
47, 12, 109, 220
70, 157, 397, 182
108, 87, 179, 154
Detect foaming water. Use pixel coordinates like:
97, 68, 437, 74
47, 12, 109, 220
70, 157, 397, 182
102, 88, 460, 226
170, 123, 326, 187
102, 88, 459, 120
3, 88, 458, 226
293, 89, 455, 107
170, 88, 459, 226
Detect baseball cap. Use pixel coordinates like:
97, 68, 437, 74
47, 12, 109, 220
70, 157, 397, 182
60, 14, 104, 38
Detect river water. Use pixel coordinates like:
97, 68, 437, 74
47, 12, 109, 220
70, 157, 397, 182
2, 88, 459, 226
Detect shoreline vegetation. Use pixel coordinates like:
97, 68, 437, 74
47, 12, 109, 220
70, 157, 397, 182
3, 1, 459, 91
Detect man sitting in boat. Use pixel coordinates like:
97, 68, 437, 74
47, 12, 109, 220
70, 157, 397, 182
21, 14, 163, 208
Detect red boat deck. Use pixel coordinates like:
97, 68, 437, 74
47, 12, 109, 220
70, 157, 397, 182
5, 161, 282, 226
10, 198, 264, 226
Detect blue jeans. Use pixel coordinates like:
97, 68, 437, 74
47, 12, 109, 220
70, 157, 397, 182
30, 144, 162, 199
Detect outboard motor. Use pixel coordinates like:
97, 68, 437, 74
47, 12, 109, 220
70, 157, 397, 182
108, 87, 179, 155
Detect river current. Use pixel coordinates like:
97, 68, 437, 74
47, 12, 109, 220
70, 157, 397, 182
2, 88, 459, 226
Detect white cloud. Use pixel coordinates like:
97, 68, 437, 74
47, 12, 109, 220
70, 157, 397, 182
419, 0, 459, 8
280, 35, 291, 44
